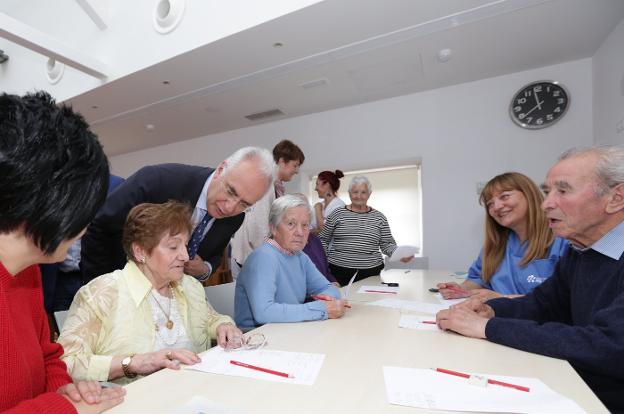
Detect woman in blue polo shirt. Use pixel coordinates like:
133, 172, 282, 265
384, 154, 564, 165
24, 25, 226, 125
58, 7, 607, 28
438, 172, 568, 300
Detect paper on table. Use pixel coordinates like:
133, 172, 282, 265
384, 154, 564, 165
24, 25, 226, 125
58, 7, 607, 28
398, 314, 440, 331
342, 270, 358, 299
187, 347, 324, 385
367, 298, 447, 314
389, 245, 419, 262
358, 285, 399, 294
170, 396, 245, 414
434, 292, 467, 306
383, 367, 587, 414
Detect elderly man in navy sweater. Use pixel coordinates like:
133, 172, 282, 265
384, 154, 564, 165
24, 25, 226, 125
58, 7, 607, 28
437, 146, 624, 413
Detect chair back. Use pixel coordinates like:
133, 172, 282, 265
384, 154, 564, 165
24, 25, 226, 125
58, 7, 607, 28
204, 282, 236, 319
54, 310, 69, 331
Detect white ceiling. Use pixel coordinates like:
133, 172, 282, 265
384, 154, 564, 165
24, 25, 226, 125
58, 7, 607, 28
62, 0, 624, 156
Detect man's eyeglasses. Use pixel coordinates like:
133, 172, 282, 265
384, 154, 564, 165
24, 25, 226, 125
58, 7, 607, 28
224, 182, 253, 212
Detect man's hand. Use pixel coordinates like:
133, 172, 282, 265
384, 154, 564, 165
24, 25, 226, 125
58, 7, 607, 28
184, 255, 209, 277
436, 305, 491, 339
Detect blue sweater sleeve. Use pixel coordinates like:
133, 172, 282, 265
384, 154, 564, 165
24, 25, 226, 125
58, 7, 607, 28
243, 252, 329, 325
465, 251, 488, 288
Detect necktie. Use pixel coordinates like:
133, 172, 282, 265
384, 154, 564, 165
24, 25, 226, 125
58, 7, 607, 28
188, 212, 212, 259
274, 180, 285, 198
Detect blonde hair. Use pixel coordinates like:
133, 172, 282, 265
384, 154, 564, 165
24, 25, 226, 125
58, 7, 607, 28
479, 172, 554, 283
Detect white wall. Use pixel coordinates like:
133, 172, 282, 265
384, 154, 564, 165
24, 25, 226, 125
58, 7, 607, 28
111, 58, 594, 271
593, 18, 624, 145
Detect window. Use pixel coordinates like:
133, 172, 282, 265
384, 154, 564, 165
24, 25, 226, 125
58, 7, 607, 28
308, 164, 422, 252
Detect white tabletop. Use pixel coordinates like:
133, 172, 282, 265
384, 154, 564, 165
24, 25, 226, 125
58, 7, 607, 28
107, 269, 608, 413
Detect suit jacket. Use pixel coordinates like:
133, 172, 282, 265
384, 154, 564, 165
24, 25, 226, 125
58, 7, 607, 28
80, 164, 244, 282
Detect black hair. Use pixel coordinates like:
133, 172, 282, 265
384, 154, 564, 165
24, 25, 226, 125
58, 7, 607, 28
0, 91, 109, 255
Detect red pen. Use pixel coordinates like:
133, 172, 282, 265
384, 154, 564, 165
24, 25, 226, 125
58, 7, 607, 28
421, 320, 437, 324
311, 295, 352, 308
230, 360, 293, 378
435, 367, 530, 392
364, 289, 397, 294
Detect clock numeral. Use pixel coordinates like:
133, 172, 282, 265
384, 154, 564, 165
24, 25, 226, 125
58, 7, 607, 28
554, 107, 561, 113
546, 114, 554, 121
553, 90, 561, 97
536, 118, 544, 125
533, 85, 542, 93
517, 98, 527, 104
525, 116, 533, 124
557, 98, 565, 104
518, 113, 526, 119
524, 90, 532, 97
514, 106, 522, 112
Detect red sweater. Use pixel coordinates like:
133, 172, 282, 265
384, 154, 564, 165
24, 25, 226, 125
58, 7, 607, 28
0, 262, 75, 413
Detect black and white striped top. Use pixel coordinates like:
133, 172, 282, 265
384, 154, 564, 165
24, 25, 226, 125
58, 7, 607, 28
319, 206, 397, 269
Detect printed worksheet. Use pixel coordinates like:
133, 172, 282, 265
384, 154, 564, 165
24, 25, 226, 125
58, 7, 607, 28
187, 347, 324, 385
357, 285, 400, 294
383, 367, 587, 414
398, 314, 440, 331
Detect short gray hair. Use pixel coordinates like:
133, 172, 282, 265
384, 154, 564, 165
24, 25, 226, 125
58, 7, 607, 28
348, 176, 372, 193
222, 146, 275, 185
269, 194, 312, 231
559, 146, 624, 195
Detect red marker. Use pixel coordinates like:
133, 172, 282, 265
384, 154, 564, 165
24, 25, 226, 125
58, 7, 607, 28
364, 289, 397, 294
312, 295, 352, 308
421, 320, 437, 324
435, 367, 530, 392
230, 360, 293, 379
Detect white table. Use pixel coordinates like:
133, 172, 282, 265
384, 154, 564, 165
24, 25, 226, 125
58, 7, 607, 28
107, 269, 608, 413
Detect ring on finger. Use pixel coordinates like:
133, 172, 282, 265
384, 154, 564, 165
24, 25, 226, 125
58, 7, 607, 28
166, 351, 173, 361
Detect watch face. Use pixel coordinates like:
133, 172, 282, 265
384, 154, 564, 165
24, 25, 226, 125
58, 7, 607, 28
509, 81, 569, 129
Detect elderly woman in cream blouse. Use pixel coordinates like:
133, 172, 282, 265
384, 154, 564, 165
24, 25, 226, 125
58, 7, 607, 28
59, 201, 243, 384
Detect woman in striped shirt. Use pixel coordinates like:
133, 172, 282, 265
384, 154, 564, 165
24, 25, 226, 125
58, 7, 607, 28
319, 176, 412, 286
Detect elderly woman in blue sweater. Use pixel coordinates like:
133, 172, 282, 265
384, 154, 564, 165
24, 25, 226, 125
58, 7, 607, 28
235, 194, 348, 330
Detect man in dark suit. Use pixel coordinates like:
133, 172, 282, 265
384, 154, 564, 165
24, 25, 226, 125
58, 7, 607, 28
80, 147, 274, 283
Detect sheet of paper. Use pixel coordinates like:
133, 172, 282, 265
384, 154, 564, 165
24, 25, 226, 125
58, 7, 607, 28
434, 292, 467, 307
389, 245, 419, 261
383, 367, 587, 414
342, 270, 359, 299
170, 396, 245, 414
367, 298, 447, 314
187, 347, 324, 385
398, 314, 440, 331
357, 285, 399, 294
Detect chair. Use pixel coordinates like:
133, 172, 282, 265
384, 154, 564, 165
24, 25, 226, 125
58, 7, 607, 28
54, 310, 69, 331
204, 282, 236, 319
383, 256, 429, 270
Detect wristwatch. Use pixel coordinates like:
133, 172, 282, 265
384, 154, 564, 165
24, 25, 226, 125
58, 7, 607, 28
121, 354, 137, 378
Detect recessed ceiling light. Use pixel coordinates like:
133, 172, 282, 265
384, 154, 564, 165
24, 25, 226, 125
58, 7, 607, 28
145, 124, 155, 131
162, 80, 170, 85
437, 48, 453, 63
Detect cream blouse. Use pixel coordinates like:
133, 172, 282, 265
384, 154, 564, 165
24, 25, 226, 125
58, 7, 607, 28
58, 261, 233, 384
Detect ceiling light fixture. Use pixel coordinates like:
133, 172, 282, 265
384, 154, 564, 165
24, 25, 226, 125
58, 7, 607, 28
45, 58, 65, 84
153, 0, 185, 34
437, 48, 453, 63
273, 42, 283, 48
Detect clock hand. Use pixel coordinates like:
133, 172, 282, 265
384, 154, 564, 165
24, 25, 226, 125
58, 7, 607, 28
533, 89, 542, 110
523, 100, 544, 118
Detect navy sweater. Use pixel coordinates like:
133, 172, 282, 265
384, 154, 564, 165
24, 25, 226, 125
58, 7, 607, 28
485, 248, 624, 413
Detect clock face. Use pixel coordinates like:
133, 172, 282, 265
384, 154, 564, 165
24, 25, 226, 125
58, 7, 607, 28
509, 81, 569, 129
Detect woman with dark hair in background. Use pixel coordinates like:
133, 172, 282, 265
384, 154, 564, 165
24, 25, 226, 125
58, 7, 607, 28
0, 92, 125, 413
312, 170, 345, 232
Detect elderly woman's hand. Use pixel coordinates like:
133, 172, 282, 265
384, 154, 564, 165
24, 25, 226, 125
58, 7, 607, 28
324, 298, 348, 319
58, 381, 125, 413
216, 322, 244, 349
131, 348, 200, 375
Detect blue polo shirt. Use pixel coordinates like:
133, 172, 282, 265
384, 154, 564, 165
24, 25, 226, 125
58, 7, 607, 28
466, 233, 569, 294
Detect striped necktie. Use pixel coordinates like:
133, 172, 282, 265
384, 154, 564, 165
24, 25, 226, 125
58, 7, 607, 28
187, 212, 212, 259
